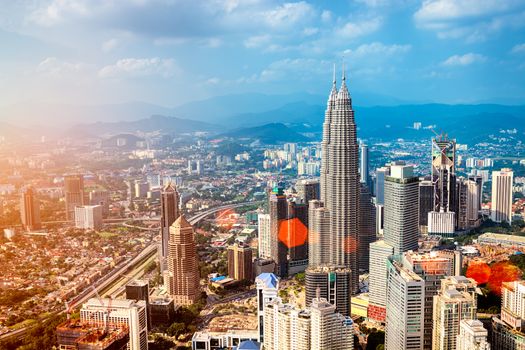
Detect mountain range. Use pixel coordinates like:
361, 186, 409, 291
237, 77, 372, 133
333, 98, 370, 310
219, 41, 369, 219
0, 93, 523, 145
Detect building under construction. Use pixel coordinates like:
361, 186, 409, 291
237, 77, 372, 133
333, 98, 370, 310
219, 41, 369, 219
56, 319, 129, 350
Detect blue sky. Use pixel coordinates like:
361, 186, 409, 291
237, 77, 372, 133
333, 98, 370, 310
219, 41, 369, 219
1, 0, 525, 108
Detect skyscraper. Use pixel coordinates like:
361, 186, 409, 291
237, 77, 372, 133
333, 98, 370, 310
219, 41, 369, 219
256, 273, 279, 343
269, 185, 309, 277
428, 135, 457, 235
263, 299, 311, 350
432, 276, 478, 350
258, 213, 271, 259
368, 240, 394, 323
269, 185, 288, 277
228, 242, 253, 281
419, 178, 434, 233
64, 174, 84, 221
492, 280, 525, 350
165, 215, 200, 306
358, 184, 376, 272
491, 168, 514, 224
20, 187, 41, 231
374, 165, 391, 206
383, 162, 419, 255
160, 182, 180, 270
320, 67, 360, 294
385, 257, 425, 350
359, 142, 369, 185
308, 200, 331, 267
125, 280, 151, 330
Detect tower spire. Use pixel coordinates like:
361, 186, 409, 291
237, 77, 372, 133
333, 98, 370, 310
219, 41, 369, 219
332, 63, 336, 86
342, 59, 346, 82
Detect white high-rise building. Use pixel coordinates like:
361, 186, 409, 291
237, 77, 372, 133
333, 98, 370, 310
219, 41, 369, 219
457, 319, 490, 350
307, 200, 331, 267
368, 240, 394, 323
492, 280, 525, 350
491, 169, 514, 223
385, 258, 425, 350
256, 273, 279, 343
257, 214, 271, 259
80, 298, 148, 350
75, 205, 103, 230
359, 142, 369, 185
310, 297, 353, 350
384, 162, 419, 255
432, 276, 478, 350
263, 299, 311, 350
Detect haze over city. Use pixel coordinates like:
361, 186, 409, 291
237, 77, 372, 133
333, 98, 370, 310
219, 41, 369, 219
1, 1, 525, 350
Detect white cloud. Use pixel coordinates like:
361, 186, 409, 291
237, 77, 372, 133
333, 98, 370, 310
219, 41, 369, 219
303, 27, 319, 36
336, 17, 382, 39
205, 77, 220, 85
344, 42, 411, 57
414, 0, 521, 22
36, 57, 87, 77
98, 57, 178, 78
321, 10, 332, 23
442, 53, 487, 66
262, 2, 315, 29
244, 34, 271, 48
28, 0, 90, 26
511, 43, 525, 53
102, 38, 119, 52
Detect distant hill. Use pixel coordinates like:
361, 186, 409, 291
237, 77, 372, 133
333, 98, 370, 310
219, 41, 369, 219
68, 115, 219, 138
220, 123, 311, 144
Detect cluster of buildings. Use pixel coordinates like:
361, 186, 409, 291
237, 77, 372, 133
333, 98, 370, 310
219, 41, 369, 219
262, 143, 321, 176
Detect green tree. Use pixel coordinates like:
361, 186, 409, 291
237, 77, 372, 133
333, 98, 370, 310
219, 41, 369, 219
166, 322, 186, 337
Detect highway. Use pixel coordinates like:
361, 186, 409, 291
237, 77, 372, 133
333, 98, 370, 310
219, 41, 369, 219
0, 200, 260, 342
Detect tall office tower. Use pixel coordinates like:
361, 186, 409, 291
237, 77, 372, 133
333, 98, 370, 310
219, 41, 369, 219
429, 135, 457, 234
256, 273, 279, 343
384, 162, 419, 255
359, 142, 369, 185
456, 178, 469, 231
375, 165, 391, 206
467, 176, 482, 228
491, 168, 514, 224
165, 215, 200, 306
368, 240, 394, 323
431, 134, 457, 212
125, 280, 151, 330
295, 179, 320, 204
284, 142, 298, 155
310, 297, 354, 350
319, 68, 360, 294
468, 175, 483, 214
75, 205, 103, 230
64, 174, 84, 221
308, 200, 331, 267
89, 189, 110, 218
258, 214, 271, 259
20, 187, 41, 231
269, 185, 288, 277
457, 319, 490, 350
263, 299, 311, 350
80, 298, 148, 350
358, 184, 376, 272
492, 280, 525, 350
385, 257, 425, 350
134, 181, 149, 198
160, 183, 180, 271
269, 185, 309, 276
305, 265, 352, 316
286, 199, 309, 274
419, 178, 434, 233
228, 242, 253, 281
432, 276, 478, 350
402, 251, 457, 350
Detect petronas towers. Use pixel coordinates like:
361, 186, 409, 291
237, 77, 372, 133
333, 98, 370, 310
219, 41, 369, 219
317, 67, 360, 294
